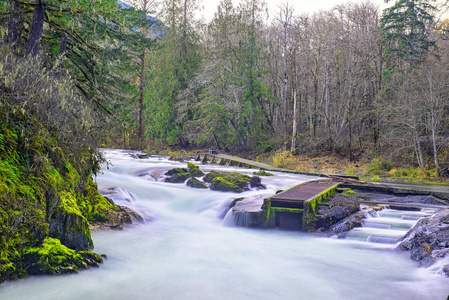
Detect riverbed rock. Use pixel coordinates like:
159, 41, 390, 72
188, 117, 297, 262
397, 209, 449, 267
314, 194, 360, 231
186, 177, 208, 189
165, 168, 188, 176
187, 162, 205, 177
203, 171, 221, 183
189, 167, 205, 178
253, 170, 274, 176
165, 172, 190, 183
211, 177, 243, 193
204, 171, 251, 191
327, 211, 367, 236
23, 237, 103, 275
250, 176, 266, 189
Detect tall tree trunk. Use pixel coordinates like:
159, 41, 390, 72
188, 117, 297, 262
59, 34, 68, 56
412, 118, 424, 169
7, 2, 21, 47
27, 0, 45, 57
282, 12, 289, 147
291, 90, 297, 153
138, 50, 146, 143
428, 74, 440, 176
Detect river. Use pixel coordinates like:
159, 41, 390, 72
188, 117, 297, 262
1, 149, 448, 300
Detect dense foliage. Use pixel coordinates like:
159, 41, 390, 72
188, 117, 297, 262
0, 0, 153, 282
140, 0, 449, 175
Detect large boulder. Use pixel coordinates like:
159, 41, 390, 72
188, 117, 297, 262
396, 209, 449, 267
250, 176, 266, 189
186, 177, 208, 189
189, 167, 205, 178
204, 171, 252, 191
203, 171, 222, 183
165, 172, 190, 183
211, 177, 243, 193
165, 168, 188, 176
23, 237, 102, 275
313, 194, 360, 231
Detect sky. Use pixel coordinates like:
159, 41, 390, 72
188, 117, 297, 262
197, 0, 389, 21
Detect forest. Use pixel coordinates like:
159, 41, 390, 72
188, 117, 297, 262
1, 0, 448, 175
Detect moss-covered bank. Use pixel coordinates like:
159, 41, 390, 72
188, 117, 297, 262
0, 102, 115, 283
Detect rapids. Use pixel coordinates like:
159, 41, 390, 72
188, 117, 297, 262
1, 149, 449, 300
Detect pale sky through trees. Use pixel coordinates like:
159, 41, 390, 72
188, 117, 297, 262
198, 0, 389, 21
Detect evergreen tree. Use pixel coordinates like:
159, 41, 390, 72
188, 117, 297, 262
381, 0, 436, 69
145, 0, 200, 145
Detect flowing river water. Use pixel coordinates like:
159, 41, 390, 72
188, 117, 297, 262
1, 149, 449, 300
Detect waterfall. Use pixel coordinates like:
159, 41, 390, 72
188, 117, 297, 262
343, 208, 435, 247
223, 209, 253, 227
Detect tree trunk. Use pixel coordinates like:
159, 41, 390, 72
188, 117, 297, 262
27, 0, 45, 57
412, 119, 424, 169
138, 50, 146, 143
291, 90, 297, 153
59, 34, 68, 56
7, 2, 21, 47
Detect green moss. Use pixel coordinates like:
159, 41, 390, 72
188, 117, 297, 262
165, 168, 188, 176
253, 170, 274, 176
210, 177, 243, 193
203, 171, 221, 183
187, 162, 199, 170
165, 172, 190, 183
76, 177, 119, 222
23, 237, 102, 275
189, 167, 205, 178
186, 177, 208, 189
60, 191, 83, 217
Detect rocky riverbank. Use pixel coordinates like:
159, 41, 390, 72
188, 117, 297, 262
312, 188, 449, 277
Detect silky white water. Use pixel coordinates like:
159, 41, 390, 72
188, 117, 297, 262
1, 149, 449, 300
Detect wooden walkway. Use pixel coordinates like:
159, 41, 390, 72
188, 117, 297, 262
270, 182, 335, 209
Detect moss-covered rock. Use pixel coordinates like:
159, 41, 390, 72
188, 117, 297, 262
187, 162, 199, 171
204, 171, 251, 192
165, 172, 190, 183
0, 101, 118, 283
189, 167, 205, 178
211, 177, 243, 193
23, 237, 102, 275
203, 171, 221, 183
253, 170, 274, 176
165, 168, 188, 176
186, 177, 208, 189
220, 173, 251, 190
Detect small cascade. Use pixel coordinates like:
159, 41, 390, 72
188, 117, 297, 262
223, 209, 253, 227
100, 187, 136, 203
343, 208, 435, 246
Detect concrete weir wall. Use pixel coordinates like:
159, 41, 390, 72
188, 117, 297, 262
262, 183, 339, 231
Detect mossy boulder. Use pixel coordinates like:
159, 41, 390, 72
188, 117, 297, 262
253, 170, 274, 176
23, 237, 102, 275
187, 162, 199, 171
165, 168, 188, 176
220, 173, 251, 190
203, 171, 222, 183
47, 191, 93, 251
165, 172, 190, 183
186, 177, 208, 189
203, 171, 251, 191
189, 167, 205, 178
211, 177, 243, 193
